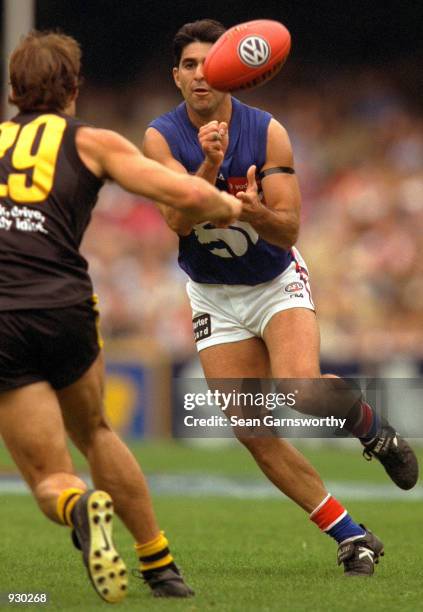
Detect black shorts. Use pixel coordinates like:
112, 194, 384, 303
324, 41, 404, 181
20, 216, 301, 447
0, 297, 102, 392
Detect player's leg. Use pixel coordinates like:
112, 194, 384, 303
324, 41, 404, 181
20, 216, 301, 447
264, 308, 418, 490
200, 339, 327, 511
57, 352, 158, 543
190, 281, 329, 509
0, 383, 128, 602
0, 302, 130, 603
262, 308, 386, 573
190, 274, 382, 574
262, 308, 338, 415
0, 382, 86, 522
200, 337, 383, 575
259, 253, 377, 423
57, 352, 193, 597
322, 374, 418, 489
263, 307, 321, 377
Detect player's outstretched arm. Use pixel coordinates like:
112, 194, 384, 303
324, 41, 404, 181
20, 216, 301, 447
76, 127, 240, 227
236, 119, 301, 249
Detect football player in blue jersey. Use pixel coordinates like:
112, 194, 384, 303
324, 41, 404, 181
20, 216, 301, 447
143, 19, 418, 576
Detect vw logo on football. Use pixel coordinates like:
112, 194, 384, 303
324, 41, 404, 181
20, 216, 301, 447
238, 35, 270, 67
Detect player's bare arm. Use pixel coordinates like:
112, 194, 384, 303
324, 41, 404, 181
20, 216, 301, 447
236, 119, 301, 249
77, 126, 240, 228
142, 127, 196, 235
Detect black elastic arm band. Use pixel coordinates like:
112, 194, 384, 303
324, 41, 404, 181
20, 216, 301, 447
258, 166, 295, 180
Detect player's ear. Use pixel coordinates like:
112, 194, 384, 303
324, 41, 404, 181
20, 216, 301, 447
173, 67, 181, 90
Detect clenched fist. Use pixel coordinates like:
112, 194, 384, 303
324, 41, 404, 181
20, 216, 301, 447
198, 120, 228, 167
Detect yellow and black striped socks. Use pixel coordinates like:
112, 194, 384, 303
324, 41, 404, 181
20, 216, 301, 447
135, 531, 174, 574
56, 488, 85, 526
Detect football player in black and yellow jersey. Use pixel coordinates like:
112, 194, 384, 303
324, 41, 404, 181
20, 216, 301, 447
0, 31, 240, 602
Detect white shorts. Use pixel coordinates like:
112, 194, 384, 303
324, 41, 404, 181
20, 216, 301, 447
186, 248, 315, 352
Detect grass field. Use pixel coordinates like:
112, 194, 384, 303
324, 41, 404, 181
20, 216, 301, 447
1, 441, 422, 611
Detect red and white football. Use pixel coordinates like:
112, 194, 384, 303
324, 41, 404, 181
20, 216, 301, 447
203, 19, 291, 92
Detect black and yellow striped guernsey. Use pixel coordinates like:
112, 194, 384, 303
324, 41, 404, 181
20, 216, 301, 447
0, 111, 103, 310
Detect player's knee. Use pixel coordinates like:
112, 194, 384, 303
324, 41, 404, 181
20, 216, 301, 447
283, 378, 329, 416
290, 376, 358, 417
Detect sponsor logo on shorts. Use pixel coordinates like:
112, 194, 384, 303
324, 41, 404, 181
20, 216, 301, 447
193, 314, 211, 342
284, 282, 304, 293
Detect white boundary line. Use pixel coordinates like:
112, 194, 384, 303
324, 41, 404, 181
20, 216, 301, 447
1, 474, 422, 500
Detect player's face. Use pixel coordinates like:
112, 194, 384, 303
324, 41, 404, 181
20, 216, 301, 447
173, 42, 228, 116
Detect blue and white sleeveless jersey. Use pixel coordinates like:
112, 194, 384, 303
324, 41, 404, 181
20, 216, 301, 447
149, 97, 293, 285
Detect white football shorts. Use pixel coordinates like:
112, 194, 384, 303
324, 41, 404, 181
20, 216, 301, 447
186, 247, 315, 352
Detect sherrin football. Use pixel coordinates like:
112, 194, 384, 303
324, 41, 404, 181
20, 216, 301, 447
204, 19, 291, 92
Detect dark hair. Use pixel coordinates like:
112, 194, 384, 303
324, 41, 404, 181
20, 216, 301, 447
173, 19, 226, 66
9, 30, 82, 112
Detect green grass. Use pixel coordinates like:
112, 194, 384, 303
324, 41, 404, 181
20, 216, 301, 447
2, 439, 422, 482
1, 441, 422, 610
1, 495, 421, 611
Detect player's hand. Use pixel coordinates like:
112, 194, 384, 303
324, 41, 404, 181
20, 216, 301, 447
236, 165, 262, 221
208, 191, 242, 228
198, 120, 229, 167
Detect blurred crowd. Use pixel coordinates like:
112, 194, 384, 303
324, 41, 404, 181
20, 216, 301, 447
80, 63, 423, 369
